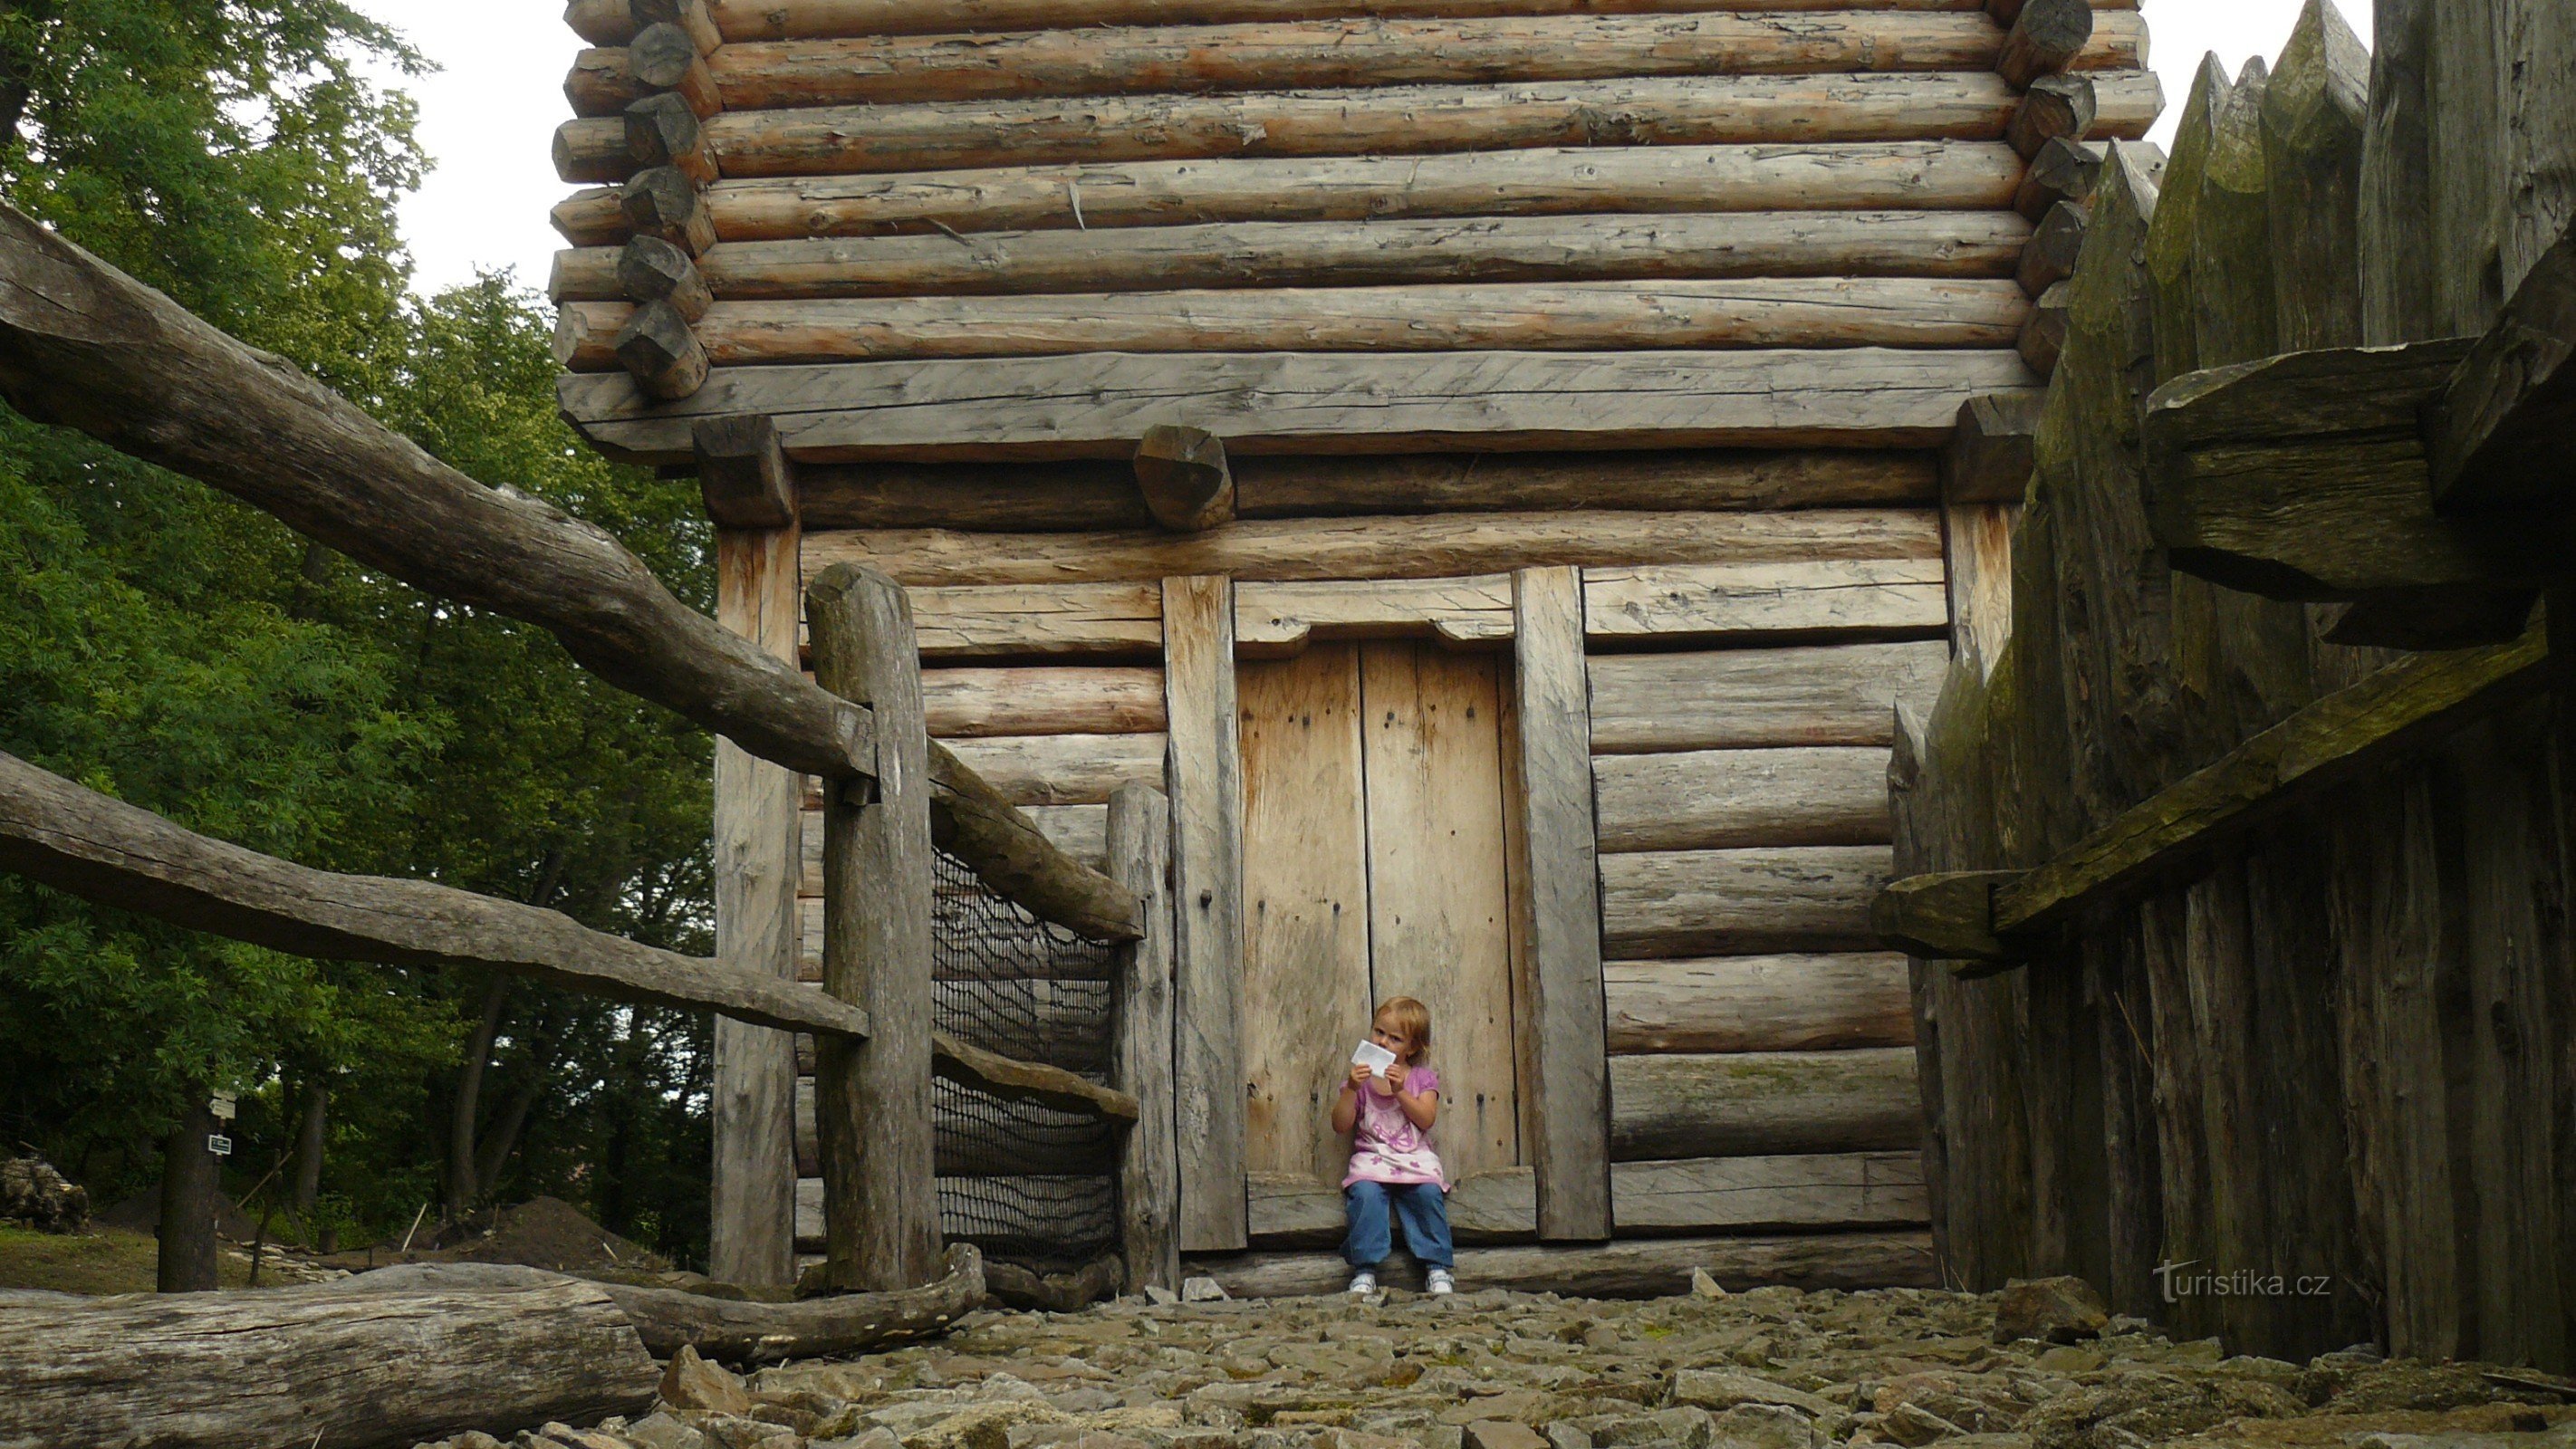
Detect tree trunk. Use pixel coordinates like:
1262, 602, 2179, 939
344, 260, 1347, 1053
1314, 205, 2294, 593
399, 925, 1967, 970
447, 976, 511, 1221
472, 1026, 559, 1198
291, 1080, 327, 1220
157, 1097, 220, 1292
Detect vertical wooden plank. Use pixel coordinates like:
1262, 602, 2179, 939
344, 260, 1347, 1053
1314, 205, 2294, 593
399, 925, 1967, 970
1360, 643, 1520, 1179
2501, 0, 2576, 306
807, 563, 940, 1291
2427, 0, 2508, 335
1109, 782, 1179, 1294
1943, 503, 2012, 677
1165, 573, 1248, 1251
709, 523, 802, 1287
2360, 0, 2439, 347
1238, 646, 1373, 1185
1511, 567, 1610, 1242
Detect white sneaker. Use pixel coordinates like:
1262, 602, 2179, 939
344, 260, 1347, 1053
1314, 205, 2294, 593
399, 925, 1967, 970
1426, 1268, 1456, 1296
1347, 1270, 1378, 1295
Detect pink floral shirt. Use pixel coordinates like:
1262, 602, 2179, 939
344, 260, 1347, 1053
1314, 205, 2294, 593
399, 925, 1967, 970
1343, 1065, 1447, 1190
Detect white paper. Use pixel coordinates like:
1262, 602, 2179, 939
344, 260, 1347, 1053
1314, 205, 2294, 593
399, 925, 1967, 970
1351, 1040, 1399, 1076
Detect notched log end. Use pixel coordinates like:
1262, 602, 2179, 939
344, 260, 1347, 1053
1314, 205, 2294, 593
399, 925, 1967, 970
1872, 871, 2023, 964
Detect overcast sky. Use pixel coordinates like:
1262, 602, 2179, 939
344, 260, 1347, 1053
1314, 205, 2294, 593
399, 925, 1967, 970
356, 0, 2374, 300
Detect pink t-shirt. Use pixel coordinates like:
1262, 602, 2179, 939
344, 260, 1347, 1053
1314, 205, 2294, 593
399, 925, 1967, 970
1343, 1065, 1447, 1190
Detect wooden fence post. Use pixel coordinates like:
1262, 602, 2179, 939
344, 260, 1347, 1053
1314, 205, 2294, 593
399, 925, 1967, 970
1164, 575, 1247, 1252
806, 563, 941, 1291
1108, 783, 1179, 1293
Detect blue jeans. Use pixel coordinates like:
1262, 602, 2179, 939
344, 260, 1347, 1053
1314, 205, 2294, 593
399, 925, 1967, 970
1342, 1179, 1454, 1270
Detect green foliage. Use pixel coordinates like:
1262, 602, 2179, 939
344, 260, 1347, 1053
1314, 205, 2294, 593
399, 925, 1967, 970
0, 6, 722, 1264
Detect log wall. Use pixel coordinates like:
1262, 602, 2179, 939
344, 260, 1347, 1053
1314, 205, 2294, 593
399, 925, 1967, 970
1894, 0, 2576, 1367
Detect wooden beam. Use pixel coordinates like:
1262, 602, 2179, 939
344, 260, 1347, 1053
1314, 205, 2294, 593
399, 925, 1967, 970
1581, 559, 1950, 643
920, 666, 1166, 737
1187, 1230, 1937, 1298
562, 349, 2043, 464
0, 749, 870, 1039
808, 509, 1943, 588
1600, 845, 1892, 958
1603, 954, 1915, 1054
931, 1028, 1140, 1120
806, 564, 941, 1293
2427, 224, 2576, 512
1585, 640, 1950, 753
2014, 135, 2107, 220
1609, 1048, 1923, 1158
611, 299, 708, 398
937, 733, 1166, 806
2016, 199, 2089, 296
1510, 567, 1612, 1243
1108, 784, 1179, 1293
1869, 869, 2017, 963
695, 414, 798, 529
1234, 576, 1514, 656
618, 234, 710, 318
551, 280, 2031, 367
1594, 746, 1892, 853
1164, 575, 1247, 1252
548, 214, 2042, 305
910, 582, 1165, 661
0, 199, 874, 785
1941, 389, 2043, 504
707, 515, 803, 1288
1133, 426, 1235, 532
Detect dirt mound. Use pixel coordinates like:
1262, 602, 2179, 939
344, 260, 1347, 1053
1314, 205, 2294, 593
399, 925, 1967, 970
438, 1195, 667, 1276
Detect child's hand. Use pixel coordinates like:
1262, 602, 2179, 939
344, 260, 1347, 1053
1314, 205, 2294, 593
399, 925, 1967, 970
1385, 1060, 1411, 1091
1348, 1062, 1374, 1089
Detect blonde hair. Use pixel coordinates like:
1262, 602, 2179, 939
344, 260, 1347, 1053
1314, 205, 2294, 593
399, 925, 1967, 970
1374, 997, 1432, 1064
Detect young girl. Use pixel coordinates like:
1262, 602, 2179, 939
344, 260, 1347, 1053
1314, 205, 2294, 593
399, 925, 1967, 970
1331, 996, 1455, 1295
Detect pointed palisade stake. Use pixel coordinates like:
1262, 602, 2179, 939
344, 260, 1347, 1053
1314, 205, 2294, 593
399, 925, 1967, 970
1132, 424, 1237, 532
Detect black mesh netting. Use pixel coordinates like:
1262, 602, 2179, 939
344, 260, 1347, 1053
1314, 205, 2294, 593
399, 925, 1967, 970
931, 847, 1120, 1266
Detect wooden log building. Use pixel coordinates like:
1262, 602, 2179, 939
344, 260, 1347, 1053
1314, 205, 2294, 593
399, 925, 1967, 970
547, 0, 2159, 1291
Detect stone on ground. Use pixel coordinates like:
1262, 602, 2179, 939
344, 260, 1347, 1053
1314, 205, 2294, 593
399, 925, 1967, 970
662, 1344, 758, 1416
1991, 1276, 2110, 1344
1460, 1422, 1549, 1449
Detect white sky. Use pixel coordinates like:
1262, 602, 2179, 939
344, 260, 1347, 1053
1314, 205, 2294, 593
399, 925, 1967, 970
358, 0, 2374, 300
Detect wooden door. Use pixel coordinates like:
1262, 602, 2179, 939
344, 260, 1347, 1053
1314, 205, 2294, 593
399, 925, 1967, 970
1240, 639, 1523, 1188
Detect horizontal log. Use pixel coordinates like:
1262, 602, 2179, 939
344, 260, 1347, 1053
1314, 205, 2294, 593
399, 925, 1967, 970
922, 666, 1167, 735
1247, 1169, 1543, 1245
1600, 844, 1893, 956
2, 1278, 659, 1449
1604, 953, 1916, 1053
1187, 1231, 1937, 1297
0, 748, 871, 1038
1594, 746, 1893, 852
553, 143, 2030, 247
553, 279, 2030, 369
939, 733, 1167, 806
808, 509, 1941, 588
936, 1029, 1139, 1119
550, 213, 2039, 305
1581, 559, 1950, 643
1587, 640, 1951, 753
1235, 576, 1514, 656
569, 0, 2140, 45
783, 451, 1937, 533
909, 581, 1167, 660
1609, 1047, 1921, 1158
2142, 340, 2576, 600
674, 14, 2140, 113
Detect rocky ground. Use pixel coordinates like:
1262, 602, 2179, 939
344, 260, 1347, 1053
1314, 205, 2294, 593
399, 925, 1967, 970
417, 1276, 2576, 1449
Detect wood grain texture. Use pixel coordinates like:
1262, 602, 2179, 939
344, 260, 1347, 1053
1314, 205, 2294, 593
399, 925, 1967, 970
1510, 567, 1612, 1240
1600, 845, 1893, 957
1609, 1047, 1922, 1158
1587, 641, 1951, 753
921, 666, 1167, 736
564, 350, 2043, 464
806, 564, 942, 1292
1235, 576, 1514, 657
1236, 645, 1374, 1186
1604, 954, 1915, 1053
1581, 559, 1949, 643
1109, 785, 1180, 1292
810, 510, 1944, 588
911, 582, 1165, 661
548, 215, 2040, 305
1188, 1229, 1937, 1297
1944, 501, 2015, 673
1165, 575, 1248, 1251
938, 733, 1167, 806
709, 523, 805, 1288
1595, 746, 1893, 853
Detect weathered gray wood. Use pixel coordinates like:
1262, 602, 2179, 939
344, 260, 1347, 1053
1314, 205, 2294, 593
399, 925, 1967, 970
1108, 784, 1179, 1294
2358, 0, 2435, 348
696, 414, 797, 529
1587, 641, 1950, 753
1581, 559, 1950, 644
549, 215, 2041, 306
0, 1278, 659, 1449
2260, 0, 2369, 353
938, 733, 1165, 806
920, 667, 1167, 737
2148, 54, 2229, 384
1165, 575, 1246, 1252
2006, 72, 2097, 158
2429, 224, 2576, 512
2016, 199, 2089, 297
1600, 845, 1893, 957
1510, 566, 1612, 1242
932, 1029, 1140, 1119
2016, 280, 2069, 375
2014, 134, 2107, 220
0, 748, 868, 1037
1246, 1169, 1545, 1246
1595, 747, 1891, 853
1611, 1152, 1929, 1234
807, 564, 942, 1292
906, 582, 1168, 661
612, 298, 708, 399
1609, 1048, 1923, 1158
1994, 0, 2091, 88
926, 743, 1149, 942
620, 234, 710, 319
1604, 954, 1915, 1054
625, 91, 714, 187
1941, 389, 2043, 504
621, 165, 716, 254
562, 349, 2043, 465
1134, 426, 1235, 532
708, 521, 803, 1288
810, 509, 1941, 588
1190, 1230, 1936, 1297
2196, 59, 2279, 366
1869, 870, 2015, 963
328, 1246, 986, 1366
0, 200, 875, 786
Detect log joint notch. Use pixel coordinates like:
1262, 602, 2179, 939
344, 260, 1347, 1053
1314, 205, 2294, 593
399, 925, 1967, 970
594, 0, 724, 400
1131, 425, 1235, 533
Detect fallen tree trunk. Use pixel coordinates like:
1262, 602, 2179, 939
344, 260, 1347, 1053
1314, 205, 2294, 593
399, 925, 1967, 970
0, 1278, 659, 1449
0, 749, 873, 1039
329, 1243, 987, 1365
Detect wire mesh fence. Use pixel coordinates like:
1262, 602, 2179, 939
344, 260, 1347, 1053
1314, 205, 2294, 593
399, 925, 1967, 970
930, 846, 1120, 1269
